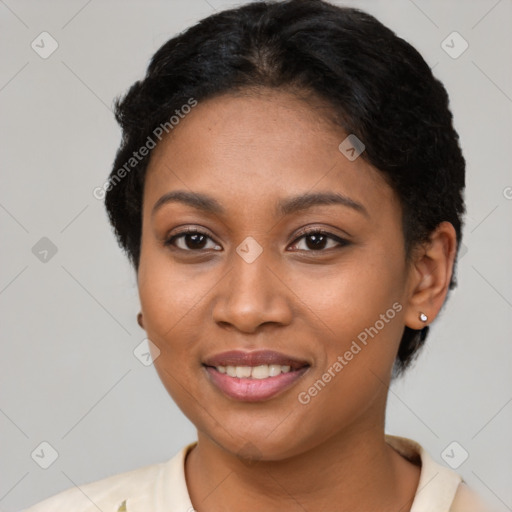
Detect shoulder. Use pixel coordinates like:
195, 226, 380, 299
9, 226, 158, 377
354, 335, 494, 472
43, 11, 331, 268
21, 442, 197, 512
21, 461, 163, 512
385, 434, 493, 512
450, 482, 495, 512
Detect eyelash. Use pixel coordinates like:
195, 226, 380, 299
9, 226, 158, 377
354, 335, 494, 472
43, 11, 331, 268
164, 227, 349, 254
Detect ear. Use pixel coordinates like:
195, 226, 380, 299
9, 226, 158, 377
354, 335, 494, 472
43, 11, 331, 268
403, 221, 458, 330
137, 312, 145, 329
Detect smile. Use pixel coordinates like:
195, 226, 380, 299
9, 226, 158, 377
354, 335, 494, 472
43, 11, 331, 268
214, 363, 293, 379
202, 349, 310, 402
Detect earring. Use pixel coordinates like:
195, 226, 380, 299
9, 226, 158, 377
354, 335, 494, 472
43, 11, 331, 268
137, 312, 144, 328
419, 312, 428, 323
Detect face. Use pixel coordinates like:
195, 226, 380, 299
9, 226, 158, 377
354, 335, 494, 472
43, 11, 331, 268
138, 89, 414, 461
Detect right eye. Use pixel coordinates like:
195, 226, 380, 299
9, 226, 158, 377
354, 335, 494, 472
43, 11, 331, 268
165, 228, 222, 252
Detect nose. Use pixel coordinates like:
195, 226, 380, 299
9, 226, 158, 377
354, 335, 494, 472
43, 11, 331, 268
211, 244, 293, 333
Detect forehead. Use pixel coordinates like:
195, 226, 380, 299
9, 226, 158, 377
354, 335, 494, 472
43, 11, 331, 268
143, 89, 395, 218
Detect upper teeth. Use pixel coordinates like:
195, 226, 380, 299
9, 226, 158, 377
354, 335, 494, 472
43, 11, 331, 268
216, 364, 292, 379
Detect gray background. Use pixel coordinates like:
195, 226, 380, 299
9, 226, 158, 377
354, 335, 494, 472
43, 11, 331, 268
1, 0, 511, 510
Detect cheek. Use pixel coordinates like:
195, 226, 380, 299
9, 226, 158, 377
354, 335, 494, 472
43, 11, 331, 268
137, 252, 204, 413
137, 242, 206, 340
290, 250, 406, 338
293, 249, 407, 392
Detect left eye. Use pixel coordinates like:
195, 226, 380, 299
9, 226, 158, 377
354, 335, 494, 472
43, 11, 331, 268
289, 230, 348, 252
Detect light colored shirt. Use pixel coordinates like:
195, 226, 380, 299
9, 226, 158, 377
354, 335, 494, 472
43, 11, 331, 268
22, 434, 491, 512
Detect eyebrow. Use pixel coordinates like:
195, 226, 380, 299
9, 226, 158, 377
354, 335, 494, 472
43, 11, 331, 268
151, 190, 368, 218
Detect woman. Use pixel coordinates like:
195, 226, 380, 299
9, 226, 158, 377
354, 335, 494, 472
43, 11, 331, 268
24, 0, 491, 510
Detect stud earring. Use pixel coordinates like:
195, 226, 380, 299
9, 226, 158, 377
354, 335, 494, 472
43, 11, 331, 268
137, 312, 144, 328
419, 312, 428, 323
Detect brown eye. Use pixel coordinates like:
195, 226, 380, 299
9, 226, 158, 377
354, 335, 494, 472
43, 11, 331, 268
165, 229, 221, 251
289, 230, 349, 252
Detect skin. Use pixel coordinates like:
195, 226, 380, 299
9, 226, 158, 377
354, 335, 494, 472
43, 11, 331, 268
137, 88, 457, 512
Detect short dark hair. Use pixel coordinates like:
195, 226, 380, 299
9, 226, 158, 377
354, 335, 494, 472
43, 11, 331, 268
104, 0, 466, 377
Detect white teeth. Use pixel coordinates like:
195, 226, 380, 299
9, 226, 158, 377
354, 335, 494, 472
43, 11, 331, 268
252, 365, 270, 379
268, 364, 280, 377
216, 364, 294, 379
235, 366, 252, 378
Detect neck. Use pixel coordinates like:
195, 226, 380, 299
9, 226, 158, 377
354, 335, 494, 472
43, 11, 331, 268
185, 416, 420, 512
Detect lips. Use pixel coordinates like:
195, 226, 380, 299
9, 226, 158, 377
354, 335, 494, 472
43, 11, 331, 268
203, 350, 309, 370
202, 350, 310, 402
